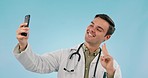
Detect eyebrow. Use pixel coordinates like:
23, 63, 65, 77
91, 21, 105, 31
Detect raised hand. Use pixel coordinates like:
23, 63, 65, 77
100, 43, 115, 78
16, 23, 29, 51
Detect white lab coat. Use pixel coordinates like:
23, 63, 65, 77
13, 44, 122, 78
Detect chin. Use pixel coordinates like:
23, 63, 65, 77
85, 38, 94, 44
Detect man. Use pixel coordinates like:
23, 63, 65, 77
13, 14, 122, 78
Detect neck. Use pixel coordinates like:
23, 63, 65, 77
84, 42, 100, 52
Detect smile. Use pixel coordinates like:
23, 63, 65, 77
87, 30, 96, 37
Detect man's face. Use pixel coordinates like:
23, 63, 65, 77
85, 17, 110, 45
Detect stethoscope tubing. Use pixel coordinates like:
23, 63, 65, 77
64, 43, 106, 78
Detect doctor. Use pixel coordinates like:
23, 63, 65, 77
13, 14, 122, 78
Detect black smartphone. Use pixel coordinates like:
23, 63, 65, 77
21, 15, 30, 36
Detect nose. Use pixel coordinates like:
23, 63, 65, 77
89, 26, 95, 33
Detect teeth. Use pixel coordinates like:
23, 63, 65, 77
88, 33, 93, 37
87, 30, 95, 37
88, 31, 95, 37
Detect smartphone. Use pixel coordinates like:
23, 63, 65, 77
24, 15, 30, 27
21, 15, 30, 36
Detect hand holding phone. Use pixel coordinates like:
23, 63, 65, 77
21, 15, 30, 36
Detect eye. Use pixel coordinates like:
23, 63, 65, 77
97, 28, 103, 32
89, 24, 94, 27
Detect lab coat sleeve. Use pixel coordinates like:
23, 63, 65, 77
113, 60, 122, 78
13, 43, 62, 74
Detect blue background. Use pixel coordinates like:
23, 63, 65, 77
0, 0, 148, 78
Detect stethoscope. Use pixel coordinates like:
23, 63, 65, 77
64, 43, 107, 78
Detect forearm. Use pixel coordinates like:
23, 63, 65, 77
14, 44, 39, 71
13, 44, 60, 73
13, 44, 49, 73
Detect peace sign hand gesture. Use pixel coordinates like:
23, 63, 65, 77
100, 43, 115, 78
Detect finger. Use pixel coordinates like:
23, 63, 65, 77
17, 28, 29, 35
104, 55, 112, 60
101, 56, 112, 62
100, 56, 105, 61
102, 43, 109, 56
16, 29, 29, 40
17, 35, 27, 39
21, 27, 29, 30
17, 25, 29, 35
17, 34, 29, 41
20, 23, 28, 28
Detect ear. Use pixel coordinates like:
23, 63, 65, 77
104, 35, 111, 41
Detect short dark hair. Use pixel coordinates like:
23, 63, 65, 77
95, 14, 115, 35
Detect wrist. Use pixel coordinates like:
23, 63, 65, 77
19, 43, 28, 52
107, 68, 115, 78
